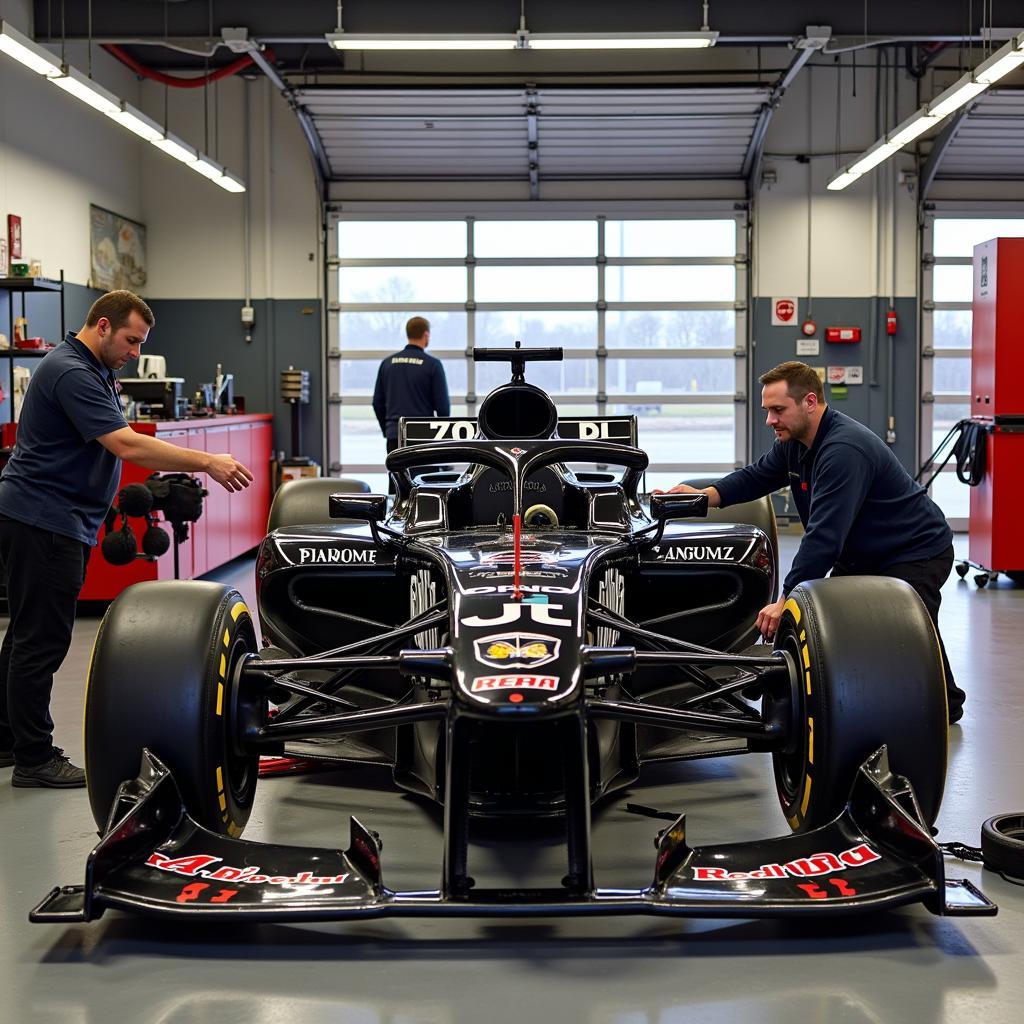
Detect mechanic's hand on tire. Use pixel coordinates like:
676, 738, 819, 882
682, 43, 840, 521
756, 597, 786, 640
207, 453, 254, 492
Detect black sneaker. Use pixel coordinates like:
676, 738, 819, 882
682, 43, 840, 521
0, 750, 13, 769
11, 748, 86, 788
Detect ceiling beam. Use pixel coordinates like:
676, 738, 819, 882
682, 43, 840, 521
742, 44, 815, 196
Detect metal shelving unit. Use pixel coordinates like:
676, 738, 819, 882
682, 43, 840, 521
0, 271, 65, 425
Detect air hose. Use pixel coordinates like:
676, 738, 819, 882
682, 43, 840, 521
916, 418, 988, 490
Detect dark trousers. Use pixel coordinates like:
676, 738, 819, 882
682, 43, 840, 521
0, 518, 90, 766
832, 544, 960, 694
386, 437, 399, 495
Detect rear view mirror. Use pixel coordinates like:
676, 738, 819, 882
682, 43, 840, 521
329, 493, 387, 521
649, 493, 708, 522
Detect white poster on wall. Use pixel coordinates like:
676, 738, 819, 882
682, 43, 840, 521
796, 337, 819, 356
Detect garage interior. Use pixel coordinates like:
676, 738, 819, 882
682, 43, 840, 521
1, 1, 1023, 1020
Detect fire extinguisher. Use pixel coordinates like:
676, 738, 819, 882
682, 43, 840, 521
886, 309, 897, 335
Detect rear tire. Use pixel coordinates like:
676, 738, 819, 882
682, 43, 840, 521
769, 576, 947, 832
267, 476, 369, 531
85, 581, 261, 836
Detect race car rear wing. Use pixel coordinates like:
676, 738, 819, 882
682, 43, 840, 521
399, 415, 637, 448
31, 747, 995, 925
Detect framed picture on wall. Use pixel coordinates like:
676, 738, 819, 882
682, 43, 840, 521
7, 214, 22, 260
89, 204, 147, 290
0, 237, 7, 277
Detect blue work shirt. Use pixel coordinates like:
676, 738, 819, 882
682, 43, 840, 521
714, 406, 952, 594
372, 344, 450, 441
0, 333, 127, 545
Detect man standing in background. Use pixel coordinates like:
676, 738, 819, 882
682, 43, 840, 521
372, 317, 450, 489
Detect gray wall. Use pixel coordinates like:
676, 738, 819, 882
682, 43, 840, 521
750, 296, 920, 473
143, 298, 324, 465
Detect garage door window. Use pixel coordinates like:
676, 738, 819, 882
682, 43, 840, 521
329, 211, 747, 493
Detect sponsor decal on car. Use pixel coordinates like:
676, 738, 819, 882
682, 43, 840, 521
688, 843, 881, 881
145, 851, 351, 887
462, 601, 573, 628
470, 674, 560, 692
488, 479, 548, 494
469, 569, 568, 581
481, 550, 558, 565
654, 544, 737, 562
473, 631, 560, 669
509, 447, 527, 459
462, 584, 575, 596
296, 546, 377, 565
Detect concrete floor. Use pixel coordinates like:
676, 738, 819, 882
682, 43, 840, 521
2, 534, 1023, 1024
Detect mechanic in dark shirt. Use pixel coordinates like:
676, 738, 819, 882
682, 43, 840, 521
0, 290, 253, 788
660, 360, 965, 724
372, 316, 450, 468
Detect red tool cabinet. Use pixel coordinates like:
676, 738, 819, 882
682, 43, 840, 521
77, 414, 273, 600
969, 238, 1024, 574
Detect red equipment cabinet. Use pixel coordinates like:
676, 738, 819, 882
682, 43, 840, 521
78, 414, 274, 600
968, 238, 1024, 575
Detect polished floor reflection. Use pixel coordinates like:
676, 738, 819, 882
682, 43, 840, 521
2, 535, 1022, 1024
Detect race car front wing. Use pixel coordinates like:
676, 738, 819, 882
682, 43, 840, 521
31, 747, 995, 924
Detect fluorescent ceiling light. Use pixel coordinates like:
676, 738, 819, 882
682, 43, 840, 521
827, 31, 1024, 191
325, 30, 717, 51
152, 135, 198, 164
974, 47, 1024, 84
326, 33, 518, 50
887, 113, 941, 148
50, 67, 121, 116
0, 20, 245, 193
214, 173, 246, 193
927, 74, 988, 119
0, 19, 61, 76
848, 142, 900, 175
192, 156, 225, 180
528, 31, 718, 49
826, 170, 863, 191
106, 103, 164, 143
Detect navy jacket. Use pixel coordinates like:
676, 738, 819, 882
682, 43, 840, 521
372, 344, 450, 440
0, 334, 126, 545
714, 406, 952, 594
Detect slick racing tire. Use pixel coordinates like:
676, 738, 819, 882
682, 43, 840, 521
267, 476, 369, 531
981, 814, 1024, 878
769, 576, 947, 832
85, 581, 261, 837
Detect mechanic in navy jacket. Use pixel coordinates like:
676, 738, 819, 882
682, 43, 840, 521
372, 316, 450, 491
0, 291, 253, 789
660, 360, 965, 724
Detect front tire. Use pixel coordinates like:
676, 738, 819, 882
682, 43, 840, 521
769, 576, 947, 832
85, 581, 261, 836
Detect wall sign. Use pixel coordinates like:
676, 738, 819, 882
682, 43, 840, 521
796, 338, 819, 356
771, 297, 798, 326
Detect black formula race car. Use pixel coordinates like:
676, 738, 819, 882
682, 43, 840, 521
34, 346, 995, 924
